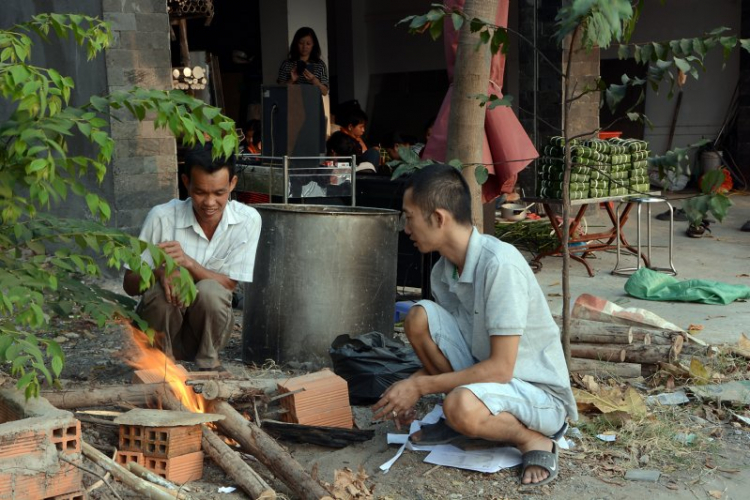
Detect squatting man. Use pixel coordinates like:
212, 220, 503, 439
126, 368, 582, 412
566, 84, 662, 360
123, 143, 261, 371
372, 164, 577, 486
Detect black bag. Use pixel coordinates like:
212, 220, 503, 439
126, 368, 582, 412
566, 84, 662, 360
329, 331, 422, 405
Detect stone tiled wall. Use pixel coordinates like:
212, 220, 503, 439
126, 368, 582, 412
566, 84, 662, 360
102, 0, 176, 233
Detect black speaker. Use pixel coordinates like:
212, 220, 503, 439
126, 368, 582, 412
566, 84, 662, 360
261, 85, 326, 159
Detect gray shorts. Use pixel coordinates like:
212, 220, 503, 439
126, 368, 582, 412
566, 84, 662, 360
417, 300, 567, 436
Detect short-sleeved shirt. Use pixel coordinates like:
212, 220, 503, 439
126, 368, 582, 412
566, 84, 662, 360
138, 199, 262, 283
430, 228, 578, 421
277, 59, 329, 90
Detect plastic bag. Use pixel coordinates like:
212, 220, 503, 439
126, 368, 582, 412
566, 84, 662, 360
625, 268, 750, 305
329, 331, 422, 405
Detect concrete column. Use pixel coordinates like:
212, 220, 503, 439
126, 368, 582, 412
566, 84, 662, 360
102, 0, 176, 233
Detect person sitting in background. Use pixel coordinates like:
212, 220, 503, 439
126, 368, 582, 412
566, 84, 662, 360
327, 131, 376, 174
381, 131, 416, 162
241, 119, 261, 154
277, 27, 329, 96
339, 107, 380, 166
123, 143, 261, 371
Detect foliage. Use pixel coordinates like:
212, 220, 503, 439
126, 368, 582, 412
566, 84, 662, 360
387, 146, 473, 184
683, 169, 733, 227
0, 14, 238, 398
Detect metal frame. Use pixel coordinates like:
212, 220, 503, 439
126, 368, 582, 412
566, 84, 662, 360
236, 154, 358, 207
612, 197, 677, 276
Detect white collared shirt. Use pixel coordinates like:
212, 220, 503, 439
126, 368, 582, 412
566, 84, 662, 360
138, 198, 262, 282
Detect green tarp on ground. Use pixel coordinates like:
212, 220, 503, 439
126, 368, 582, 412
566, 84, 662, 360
624, 268, 750, 305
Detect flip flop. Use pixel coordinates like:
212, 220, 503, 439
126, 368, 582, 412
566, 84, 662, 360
519, 440, 559, 487
518, 422, 567, 487
408, 419, 462, 446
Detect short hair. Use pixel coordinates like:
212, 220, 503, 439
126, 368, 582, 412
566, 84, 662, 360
405, 164, 471, 226
184, 142, 236, 180
381, 131, 407, 149
326, 131, 358, 156
340, 108, 367, 128
289, 27, 322, 62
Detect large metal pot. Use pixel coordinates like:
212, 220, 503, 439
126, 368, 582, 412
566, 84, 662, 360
243, 204, 400, 368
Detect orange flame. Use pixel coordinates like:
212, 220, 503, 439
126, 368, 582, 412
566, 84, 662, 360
123, 323, 206, 413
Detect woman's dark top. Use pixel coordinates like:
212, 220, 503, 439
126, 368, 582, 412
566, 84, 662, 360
277, 59, 329, 90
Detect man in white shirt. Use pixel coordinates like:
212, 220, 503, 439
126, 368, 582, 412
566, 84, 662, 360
372, 164, 576, 486
123, 144, 261, 370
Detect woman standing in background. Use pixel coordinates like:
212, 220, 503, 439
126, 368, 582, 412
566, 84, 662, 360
277, 27, 329, 96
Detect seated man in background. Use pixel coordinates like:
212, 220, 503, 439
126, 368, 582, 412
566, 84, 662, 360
123, 143, 262, 370
373, 164, 577, 486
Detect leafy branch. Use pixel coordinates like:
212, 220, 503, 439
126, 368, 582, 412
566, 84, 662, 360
0, 13, 238, 397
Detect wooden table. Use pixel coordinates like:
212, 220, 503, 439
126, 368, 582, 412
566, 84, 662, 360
526, 193, 660, 277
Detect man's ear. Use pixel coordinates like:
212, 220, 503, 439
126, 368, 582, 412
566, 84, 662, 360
229, 174, 238, 192
433, 209, 447, 228
180, 173, 190, 191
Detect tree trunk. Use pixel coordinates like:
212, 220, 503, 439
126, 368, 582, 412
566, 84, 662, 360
568, 358, 641, 378
560, 27, 582, 369
445, 0, 499, 228
201, 426, 276, 499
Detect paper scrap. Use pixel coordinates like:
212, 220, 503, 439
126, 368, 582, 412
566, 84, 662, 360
596, 433, 617, 442
645, 390, 690, 406
424, 444, 522, 473
218, 486, 237, 493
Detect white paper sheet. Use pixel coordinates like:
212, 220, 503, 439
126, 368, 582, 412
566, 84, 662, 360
424, 444, 522, 473
381, 405, 563, 474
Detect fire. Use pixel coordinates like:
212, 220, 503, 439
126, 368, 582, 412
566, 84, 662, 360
124, 323, 206, 413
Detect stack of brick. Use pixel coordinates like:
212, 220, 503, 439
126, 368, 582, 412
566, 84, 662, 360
0, 390, 84, 500
117, 422, 203, 485
538, 136, 591, 200
277, 369, 353, 428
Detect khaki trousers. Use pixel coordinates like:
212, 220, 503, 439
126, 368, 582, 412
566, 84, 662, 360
137, 279, 234, 369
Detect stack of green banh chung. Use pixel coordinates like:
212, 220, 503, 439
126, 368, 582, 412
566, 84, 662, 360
538, 136, 590, 200
537, 136, 651, 199
609, 137, 650, 196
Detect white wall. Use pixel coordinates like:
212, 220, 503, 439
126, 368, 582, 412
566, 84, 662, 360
288, 0, 329, 64
603, 0, 741, 154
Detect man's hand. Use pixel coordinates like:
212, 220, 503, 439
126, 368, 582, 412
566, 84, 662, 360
372, 378, 422, 428
158, 241, 195, 270
157, 267, 184, 308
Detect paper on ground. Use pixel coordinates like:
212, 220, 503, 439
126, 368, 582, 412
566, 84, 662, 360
424, 444, 522, 473
381, 405, 566, 473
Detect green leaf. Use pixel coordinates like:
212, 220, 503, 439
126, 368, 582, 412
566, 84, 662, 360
474, 165, 489, 185
51, 356, 63, 378
673, 57, 691, 72
617, 44, 630, 59
451, 12, 464, 31
429, 16, 444, 41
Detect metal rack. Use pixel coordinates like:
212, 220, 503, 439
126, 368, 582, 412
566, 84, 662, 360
234, 154, 358, 206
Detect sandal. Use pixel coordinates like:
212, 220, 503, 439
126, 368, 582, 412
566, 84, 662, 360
519, 440, 559, 486
408, 419, 462, 446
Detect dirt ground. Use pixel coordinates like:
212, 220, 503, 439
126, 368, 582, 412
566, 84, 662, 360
16, 302, 749, 500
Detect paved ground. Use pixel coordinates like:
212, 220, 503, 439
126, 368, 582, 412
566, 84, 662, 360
535, 190, 750, 345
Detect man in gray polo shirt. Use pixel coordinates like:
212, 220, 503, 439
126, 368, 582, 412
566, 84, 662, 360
373, 164, 576, 486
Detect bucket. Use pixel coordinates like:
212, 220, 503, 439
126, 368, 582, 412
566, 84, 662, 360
700, 151, 724, 174
243, 204, 400, 368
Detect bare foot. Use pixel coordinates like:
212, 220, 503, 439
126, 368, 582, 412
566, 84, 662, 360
519, 437, 554, 484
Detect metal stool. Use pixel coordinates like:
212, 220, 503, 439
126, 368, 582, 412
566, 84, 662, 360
612, 197, 677, 276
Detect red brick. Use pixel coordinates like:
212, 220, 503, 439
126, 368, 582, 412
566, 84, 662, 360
115, 450, 144, 467
50, 420, 81, 455
119, 424, 201, 458
46, 491, 86, 500
0, 463, 83, 500
278, 369, 352, 428
143, 451, 204, 484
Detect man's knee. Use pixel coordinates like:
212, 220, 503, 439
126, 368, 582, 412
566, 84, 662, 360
443, 388, 486, 438
404, 305, 429, 344
192, 280, 232, 312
